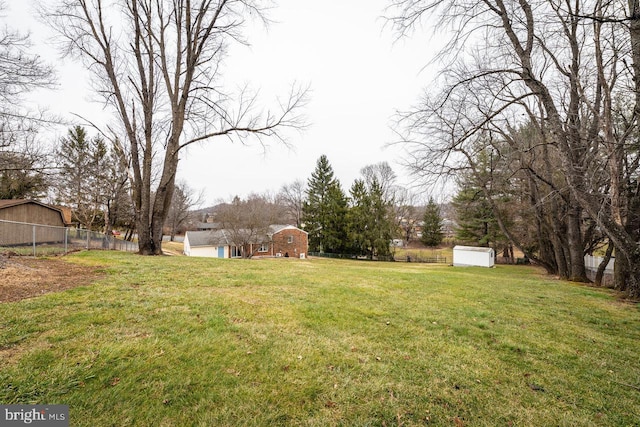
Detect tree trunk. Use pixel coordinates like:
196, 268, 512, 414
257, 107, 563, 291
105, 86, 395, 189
566, 203, 588, 282
595, 243, 614, 287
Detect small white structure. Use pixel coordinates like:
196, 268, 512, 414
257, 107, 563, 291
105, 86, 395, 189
453, 245, 495, 267
183, 230, 239, 258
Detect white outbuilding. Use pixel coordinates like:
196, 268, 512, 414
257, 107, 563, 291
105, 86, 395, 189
453, 245, 495, 267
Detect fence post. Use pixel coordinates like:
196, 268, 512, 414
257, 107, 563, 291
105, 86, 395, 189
87, 230, 90, 250
32, 225, 36, 256
65, 227, 69, 254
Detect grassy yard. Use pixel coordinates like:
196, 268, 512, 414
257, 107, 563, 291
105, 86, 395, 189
1, 252, 639, 426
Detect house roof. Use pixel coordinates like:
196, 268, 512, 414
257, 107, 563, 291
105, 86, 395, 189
0, 199, 72, 225
186, 225, 307, 247
196, 222, 221, 230
268, 224, 308, 235
186, 230, 231, 247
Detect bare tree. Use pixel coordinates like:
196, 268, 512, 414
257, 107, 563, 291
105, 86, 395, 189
0, 2, 56, 197
360, 161, 397, 202
41, 0, 308, 254
0, 132, 50, 199
278, 179, 306, 227
214, 193, 282, 258
0, 3, 55, 129
164, 180, 203, 241
393, 188, 419, 244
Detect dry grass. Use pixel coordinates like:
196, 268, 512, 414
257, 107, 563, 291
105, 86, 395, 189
0, 254, 102, 303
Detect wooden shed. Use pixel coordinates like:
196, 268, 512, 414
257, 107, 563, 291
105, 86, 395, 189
0, 199, 71, 246
453, 245, 495, 267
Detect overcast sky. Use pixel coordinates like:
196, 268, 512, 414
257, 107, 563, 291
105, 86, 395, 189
9, 0, 438, 207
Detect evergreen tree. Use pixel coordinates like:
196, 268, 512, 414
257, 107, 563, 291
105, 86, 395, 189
367, 177, 394, 257
421, 197, 444, 247
451, 182, 503, 247
347, 179, 370, 255
302, 155, 348, 253
56, 126, 110, 230
347, 177, 394, 258
0, 152, 47, 199
323, 181, 349, 253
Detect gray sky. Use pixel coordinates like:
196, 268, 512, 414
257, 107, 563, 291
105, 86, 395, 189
9, 0, 437, 206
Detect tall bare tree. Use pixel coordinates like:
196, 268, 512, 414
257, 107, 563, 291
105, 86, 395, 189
42, 0, 307, 254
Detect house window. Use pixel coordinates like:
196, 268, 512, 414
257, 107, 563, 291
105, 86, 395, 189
258, 243, 269, 252
287, 236, 294, 244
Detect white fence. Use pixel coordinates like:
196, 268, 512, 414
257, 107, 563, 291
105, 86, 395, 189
584, 254, 615, 286
584, 254, 615, 272
0, 219, 137, 256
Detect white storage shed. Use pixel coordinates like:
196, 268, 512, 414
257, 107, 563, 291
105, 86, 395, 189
453, 245, 495, 267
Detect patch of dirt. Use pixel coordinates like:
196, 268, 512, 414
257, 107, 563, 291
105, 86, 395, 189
0, 252, 102, 303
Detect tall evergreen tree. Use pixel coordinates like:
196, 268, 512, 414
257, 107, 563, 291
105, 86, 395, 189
302, 155, 347, 252
347, 179, 370, 255
302, 155, 347, 253
324, 182, 349, 253
421, 197, 444, 247
367, 177, 394, 257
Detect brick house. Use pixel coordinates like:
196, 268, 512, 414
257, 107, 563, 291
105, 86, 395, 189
184, 224, 308, 258
262, 225, 308, 258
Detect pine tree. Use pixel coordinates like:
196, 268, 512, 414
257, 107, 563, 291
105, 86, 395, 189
347, 177, 394, 258
56, 126, 110, 230
347, 179, 370, 255
451, 184, 502, 247
323, 182, 349, 253
421, 197, 444, 247
302, 155, 348, 253
368, 177, 393, 257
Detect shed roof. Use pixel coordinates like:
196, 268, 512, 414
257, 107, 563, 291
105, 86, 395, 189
0, 199, 71, 226
453, 245, 494, 253
0, 199, 34, 209
186, 230, 231, 247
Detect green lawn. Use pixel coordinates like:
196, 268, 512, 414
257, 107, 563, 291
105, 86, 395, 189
1, 252, 639, 426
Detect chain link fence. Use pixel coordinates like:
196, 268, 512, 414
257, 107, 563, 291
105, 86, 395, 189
0, 219, 138, 256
